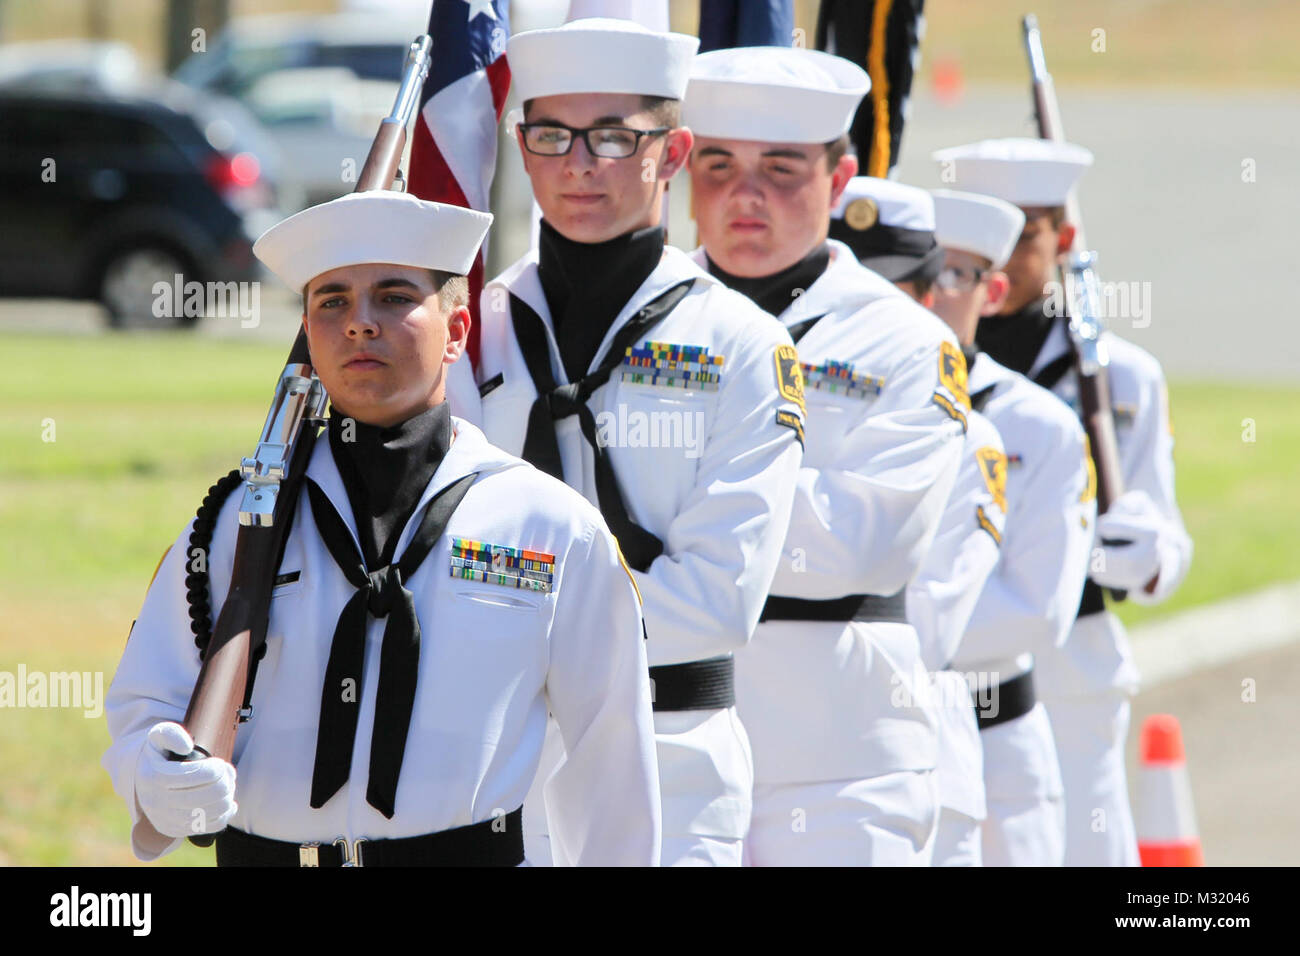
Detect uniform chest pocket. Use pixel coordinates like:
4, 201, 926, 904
453, 585, 545, 614
605, 377, 717, 462
802, 392, 864, 466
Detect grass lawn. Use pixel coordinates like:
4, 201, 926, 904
1, 331, 1295, 864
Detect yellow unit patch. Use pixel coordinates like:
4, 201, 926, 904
775, 408, 805, 447
976, 446, 1009, 514
976, 505, 1002, 546
773, 344, 806, 413
1080, 434, 1098, 504
938, 340, 971, 412
931, 391, 967, 431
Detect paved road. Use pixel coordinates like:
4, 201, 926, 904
894, 88, 1300, 383
1125, 639, 1300, 866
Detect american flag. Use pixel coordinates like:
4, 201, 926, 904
408, 0, 511, 367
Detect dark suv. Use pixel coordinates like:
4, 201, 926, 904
0, 84, 284, 326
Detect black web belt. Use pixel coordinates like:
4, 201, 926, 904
649, 656, 734, 711
214, 807, 524, 867
1078, 577, 1107, 618
973, 670, 1036, 731
759, 589, 908, 624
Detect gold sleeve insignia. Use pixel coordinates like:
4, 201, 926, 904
976, 446, 1009, 514
976, 505, 1002, 546
775, 409, 805, 448
938, 341, 971, 411
774, 344, 806, 414
1080, 435, 1098, 504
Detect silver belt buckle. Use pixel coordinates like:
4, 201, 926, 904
333, 836, 367, 867
298, 843, 320, 867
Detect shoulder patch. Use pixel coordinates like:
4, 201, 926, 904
976, 505, 1002, 546
939, 340, 971, 411
1080, 434, 1098, 504
932, 340, 970, 431
773, 344, 806, 413
775, 408, 805, 448
976, 446, 1009, 514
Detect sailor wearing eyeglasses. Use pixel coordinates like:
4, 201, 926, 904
927, 188, 1097, 866
447, 19, 804, 867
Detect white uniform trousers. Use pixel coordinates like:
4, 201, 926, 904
932, 809, 983, 866
745, 770, 938, 866
981, 702, 1065, 866
1041, 690, 1140, 866
525, 706, 751, 867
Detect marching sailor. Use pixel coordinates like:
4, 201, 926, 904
928, 187, 1096, 865
933, 138, 1192, 865
102, 190, 661, 866
684, 48, 968, 865
823, 176, 1009, 868
451, 19, 805, 866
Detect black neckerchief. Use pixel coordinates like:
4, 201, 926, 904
705, 243, 831, 318
962, 343, 981, 372
327, 402, 452, 571
538, 219, 665, 383
975, 296, 1058, 376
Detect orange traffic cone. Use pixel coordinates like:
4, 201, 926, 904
1136, 714, 1204, 866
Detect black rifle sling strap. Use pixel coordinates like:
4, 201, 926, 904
510, 279, 694, 572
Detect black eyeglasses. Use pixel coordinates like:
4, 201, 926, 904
517, 122, 670, 159
936, 264, 987, 294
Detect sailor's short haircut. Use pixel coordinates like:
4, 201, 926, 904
824, 133, 851, 171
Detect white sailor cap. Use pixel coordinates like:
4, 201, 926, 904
931, 137, 1093, 207
683, 46, 869, 144
828, 176, 943, 283
931, 189, 1026, 270
253, 190, 493, 292
508, 18, 698, 102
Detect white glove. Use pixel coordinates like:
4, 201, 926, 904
1090, 489, 1164, 590
135, 721, 237, 839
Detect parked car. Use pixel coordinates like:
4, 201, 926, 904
173, 13, 422, 206
0, 40, 145, 95
0, 82, 288, 327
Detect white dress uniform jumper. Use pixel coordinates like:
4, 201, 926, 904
908, 405, 1006, 867
982, 314, 1191, 866
697, 241, 968, 865
104, 418, 661, 865
955, 352, 1097, 866
938, 139, 1193, 866
453, 239, 804, 866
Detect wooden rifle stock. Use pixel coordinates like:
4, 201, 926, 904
1074, 351, 1125, 513
169, 37, 433, 845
